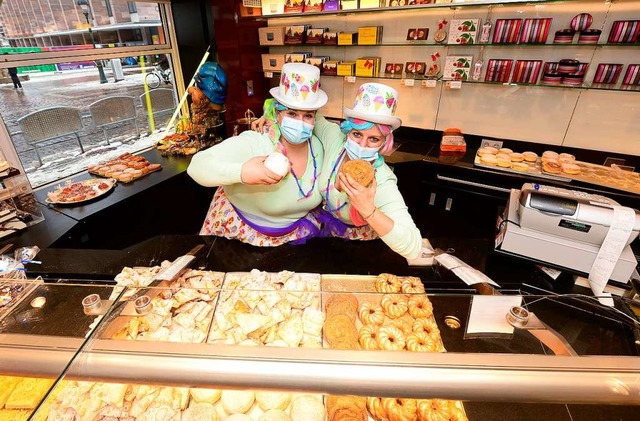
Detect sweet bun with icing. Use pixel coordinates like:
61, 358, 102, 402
341, 159, 375, 187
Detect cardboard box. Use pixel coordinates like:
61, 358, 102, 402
261, 0, 285, 16
360, 0, 382, 8
342, 0, 359, 10
262, 54, 286, 71
285, 52, 312, 64
384, 63, 404, 74
285, 25, 309, 44
443, 55, 473, 80
259, 26, 286, 46
323, 31, 338, 45
405, 62, 426, 75
306, 28, 327, 44
356, 57, 381, 77
337, 61, 356, 76
306, 56, 330, 69
323, 0, 340, 11
448, 19, 479, 45
305, 0, 323, 12
338, 32, 358, 45
358, 26, 383, 45
406, 28, 429, 41
323, 60, 340, 75
284, 0, 304, 13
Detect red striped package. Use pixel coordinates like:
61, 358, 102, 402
519, 18, 553, 44
622, 64, 640, 85
607, 20, 640, 43
575, 63, 589, 76
493, 19, 523, 44
544, 62, 559, 73
511, 60, 543, 84
485, 59, 514, 82
593, 63, 623, 84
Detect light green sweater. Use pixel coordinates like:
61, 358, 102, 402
314, 116, 422, 259
187, 130, 324, 228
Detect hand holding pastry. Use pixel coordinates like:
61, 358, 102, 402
241, 156, 283, 185
338, 172, 377, 220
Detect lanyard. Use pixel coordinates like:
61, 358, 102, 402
276, 140, 318, 200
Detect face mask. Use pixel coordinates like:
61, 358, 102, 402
279, 116, 314, 145
345, 136, 381, 162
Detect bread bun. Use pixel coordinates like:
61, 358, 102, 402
542, 160, 562, 174
190, 388, 221, 404
562, 163, 581, 175
340, 159, 375, 187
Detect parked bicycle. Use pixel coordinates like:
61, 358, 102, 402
145, 66, 173, 89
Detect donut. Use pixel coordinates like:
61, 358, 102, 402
377, 326, 406, 351
401, 277, 425, 294
542, 160, 562, 174
381, 398, 418, 421
326, 293, 359, 320
367, 397, 388, 421
376, 273, 402, 293
408, 295, 433, 319
324, 313, 359, 347
381, 294, 409, 319
509, 152, 524, 162
542, 150, 559, 160
406, 332, 438, 352
510, 162, 529, 172
417, 399, 466, 421
522, 151, 538, 162
390, 318, 413, 335
358, 324, 380, 350
562, 163, 581, 175
327, 395, 367, 421
221, 390, 255, 414
358, 302, 385, 325
341, 159, 375, 187
413, 318, 440, 337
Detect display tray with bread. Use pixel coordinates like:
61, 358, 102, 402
87, 153, 161, 183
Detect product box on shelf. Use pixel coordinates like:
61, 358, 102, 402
306, 56, 330, 69
407, 28, 429, 41
323, 0, 340, 11
323, 60, 340, 75
443, 55, 473, 81
258, 26, 286, 46
361, 0, 383, 8
519, 18, 552, 44
592, 63, 623, 84
405, 62, 426, 75
307, 28, 328, 44
305, 0, 323, 12
284, 0, 304, 13
358, 26, 383, 45
338, 32, 358, 45
356, 57, 381, 77
511, 60, 543, 84
384, 63, 404, 75
323, 31, 338, 45
485, 59, 514, 83
261, 54, 286, 72
285, 52, 312, 64
622, 64, 640, 85
261, 0, 285, 16
337, 61, 356, 76
342, 0, 358, 10
284, 25, 309, 44
493, 19, 522, 44
448, 19, 479, 45
608, 20, 640, 43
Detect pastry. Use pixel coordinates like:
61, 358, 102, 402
332, 339, 359, 350
324, 313, 358, 347
498, 148, 513, 155
480, 154, 498, 165
5, 378, 54, 409
413, 318, 440, 337
477, 146, 497, 156
381, 294, 409, 319
325, 293, 359, 320
358, 324, 381, 350
522, 151, 538, 162
559, 153, 575, 163
327, 395, 367, 421
496, 157, 511, 168
264, 152, 290, 177
182, 402, 218, 421
221, 390, 255, 414
562, 163, 581, 175
367, 397, 388, 421
408, 295, 433, 319
375, 273, 402, 293
227, 415, 253, 421
256, 391, 292, 411
542, 150, 559, 160
509, 152, 524, 162
0, 377, 21, 408
290, 394, 326, 421
377, 326, 406, 351
259, 409, 292, 421
0, 410, 29, 421
381, 398, 418, 421
358, 302, 385, 325
510, 162, 529, 172
190, 388, 221, 404
341, 159, 375, 187
401, 277, 425, 294
302, 307, 325, 336
390, 318, 413, 335
542, 160, 562, 174
406, 332, 438, 352
417, 399, 467, 421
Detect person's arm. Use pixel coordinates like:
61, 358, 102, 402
313, 114, 344, 149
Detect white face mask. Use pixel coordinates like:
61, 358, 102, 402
279, 116, 314, 145
344, 136, 381, 161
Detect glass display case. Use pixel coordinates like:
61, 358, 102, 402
0, 268, 639, 420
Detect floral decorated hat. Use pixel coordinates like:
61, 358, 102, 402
343, 83, 402, 130
270, 63, 328, 110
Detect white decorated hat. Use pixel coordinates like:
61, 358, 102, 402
343, 83, 402, 130
270, 63, 328, 110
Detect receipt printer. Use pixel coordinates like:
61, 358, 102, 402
497, 184, 640, 283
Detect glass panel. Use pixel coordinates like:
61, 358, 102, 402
0, 53, 178, 188
0, 1, 165, 49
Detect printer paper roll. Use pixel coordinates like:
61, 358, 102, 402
588, 205, 636, 306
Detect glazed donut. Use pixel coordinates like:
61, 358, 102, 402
401, 277, 425, 294
377, 326, 406, 351
413, 318, 440, 337
358, 324, 380, 350
406, 332, 438, 353
376, 273, 402, 293
381, 294, 408, 319
408, 295, 433, 319
390, 318, 413, 335
417, 399, 467, 421
381, 398, 418, 421
366, 397, 387, 421
358, 302, 385, 325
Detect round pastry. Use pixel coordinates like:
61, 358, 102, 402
498, 148, 513, 155
226, 415, 252, 421
376, 273, 402, 293
477, 146, 497, 156
390, 318, 413, 335
358, 324, 380, 350
509, 153, 524, 162
221, 390, 255, 414
332, 339, 359, 350
367, 397, 388, 421
381, 294, 409, 319
381, 398, 418, 421
542, 150, 559, 161
562, 163, 581, 175
408, 295, 433, 319
480, 154, 498, 165
496, 157, 511, 168
327, 395, 367, 421
264, 152, 290, 177
324, 313, 359, 347
358, 302, 385, 325
542, 160, 562, 174
413, 318, 440, 337
258, 409, 292, 421
290, 395, 326, 421
510, 162, 529, 172
341, 159, 375, 187
190, 388, 222, 404
406, 332, 438, 352
256, 391, 292, 411
182, 403, 218, 421
401, 277, 425, 294
377, 326, 406, 351
325, 293, 359, 320
522, 151, 538, 162
559, 153, 576, 163
495, 153, 511, 161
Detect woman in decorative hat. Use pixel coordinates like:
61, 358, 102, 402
187, 63, 327, 246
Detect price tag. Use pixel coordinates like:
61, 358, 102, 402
345, 76, 356, 83
402, 78, 415, 87
421, 79, 437, 88
447, 80, 462, 89
264, 72, 273, 78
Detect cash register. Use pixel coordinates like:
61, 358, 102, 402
497, 183, 640, 283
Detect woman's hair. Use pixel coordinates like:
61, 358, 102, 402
262, 98, 288, 142
339, 117, 394, 154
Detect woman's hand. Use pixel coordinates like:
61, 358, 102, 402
338, 172, 377, 217
251, 116, 270, 133
241, 156, 283, 185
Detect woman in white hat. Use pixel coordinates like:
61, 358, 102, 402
187, 63, 327, 246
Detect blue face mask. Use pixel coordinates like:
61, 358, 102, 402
345, 136, 381, 162
279, 116, 314, 145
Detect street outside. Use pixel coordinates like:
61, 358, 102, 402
0, 64, 176, 188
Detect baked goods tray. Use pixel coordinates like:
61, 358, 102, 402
473, 154, 571, 182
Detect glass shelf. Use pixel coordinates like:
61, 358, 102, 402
266, 42, 640, 48
262, 71, 640, 93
